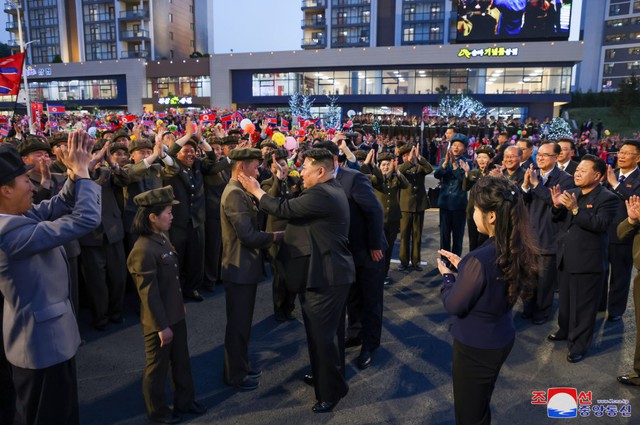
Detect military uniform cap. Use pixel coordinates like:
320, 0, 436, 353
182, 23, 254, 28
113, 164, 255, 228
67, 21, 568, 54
260, 139, 277, 149
397, 144, 414, 157
133, 185, 180, 207
109, 141, 128, 154
49, 132, 69, 147
228, 148, 262, 161
18, 136, 52, 156
377, 152, 395, 162
450, 133, 469, 147
222, 135, 239, 146
128, 137, 153, 153
475, 145, 495, 158
0, 144, 34, 185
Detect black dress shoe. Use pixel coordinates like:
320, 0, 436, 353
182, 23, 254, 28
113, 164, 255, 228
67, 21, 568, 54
184, 290, 204, 302
567, 353, 584, 363
285, 311, 296, 321
109, 316, 125, 324
344, 337, 362, 348
303, 374, 314, 386
617, 374, 640, 386
412, 264, 424, 272
228, 377, 259, 391
274, 311, 286, 322
357, 350, 372, 370
521, 311, 533, 320
607, 315, 622, 322
547, 332, 567, 341
532, 317, 547, 325
202, 284, 215, 293
247, 369, 262, 379
93, 322, 108, 331
148, 413, 181, 424
174, 401, 207, 416
383, 276, 392, 285
312, 400, 338, 413
397, 264, 410, 272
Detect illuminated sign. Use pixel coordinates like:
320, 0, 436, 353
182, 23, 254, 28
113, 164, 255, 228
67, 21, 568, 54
458, 47, 519, 59
25, 66, 52, 76
158, 96, 193, 105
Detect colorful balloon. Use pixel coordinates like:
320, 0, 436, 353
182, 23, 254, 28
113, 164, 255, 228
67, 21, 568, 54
272, 132, 286, 146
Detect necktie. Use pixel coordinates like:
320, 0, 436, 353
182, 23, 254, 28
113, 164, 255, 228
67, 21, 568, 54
618, 174, 626, 184
541, 174, 548, 185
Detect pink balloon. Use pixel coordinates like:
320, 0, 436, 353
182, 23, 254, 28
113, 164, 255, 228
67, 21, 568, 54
284, 136, 298, 151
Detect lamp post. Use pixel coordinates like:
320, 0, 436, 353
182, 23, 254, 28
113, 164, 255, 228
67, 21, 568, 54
7, 0, 33, 133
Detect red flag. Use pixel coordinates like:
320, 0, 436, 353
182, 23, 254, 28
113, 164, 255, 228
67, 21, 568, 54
220, 112, 233, 122
280, 118, 289, 130
120, 114, 137, 124
0, 52, 24, 95
199, 113, 216, 123
46, 104, 66, 114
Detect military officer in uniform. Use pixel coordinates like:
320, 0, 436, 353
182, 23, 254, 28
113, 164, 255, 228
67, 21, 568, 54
261, 149, 302, 321
220, 148, 281, 391
127, 186, 206, 424
398, 144, 433, 271
370, 152, 410, 284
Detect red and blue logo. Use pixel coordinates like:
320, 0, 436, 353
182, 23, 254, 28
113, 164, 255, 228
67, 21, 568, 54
547, 388, 578, 418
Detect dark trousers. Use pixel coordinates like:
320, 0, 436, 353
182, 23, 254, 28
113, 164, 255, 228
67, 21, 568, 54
346, 263, 385, 351
142, 320, 194, 419
452, 338, 514, 425
467, 218, 488, 252
399, 211, 424, 266
11, 358, 79, 425
601, 243, 633, 316
557, 268, 603, 355
300, 285, 350, 402
68, 255, 79, 321
271, 255, 296, 314
171, 224, 205, 294
383, 221, 400, 276
203, 217, 223, 287
223, 282, 257, 385
80, 240, 127, 326
524, 254, 557, 321
440, 209, 466, 258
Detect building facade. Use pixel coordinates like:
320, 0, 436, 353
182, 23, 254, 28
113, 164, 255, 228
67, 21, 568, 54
301, 0, 451, 49
599, 0, 640, 91
5, 0, 201, 64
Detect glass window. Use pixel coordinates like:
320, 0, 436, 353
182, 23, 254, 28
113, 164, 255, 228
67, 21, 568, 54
610, 2, 630, 16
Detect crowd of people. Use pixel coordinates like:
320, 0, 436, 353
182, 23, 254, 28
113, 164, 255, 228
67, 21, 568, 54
0, 108, 639, 425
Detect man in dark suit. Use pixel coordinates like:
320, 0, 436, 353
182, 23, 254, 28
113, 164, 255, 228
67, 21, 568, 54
238, 148, 355, 413
517, 138, 536, 170
557, 138, 579, 175
434, 133, 471, 262
521, 142, 574, 324
164, 126, 218, 302
202, 138, 231, 291
220, 148, 279, 391
316, 139, 386, 370
0, 132, 101, 425
501, 146, 525, 187
398, 144, 433, 271
548, 155, 618, 363
601, 140, 640, 321
616, 195, 640, 386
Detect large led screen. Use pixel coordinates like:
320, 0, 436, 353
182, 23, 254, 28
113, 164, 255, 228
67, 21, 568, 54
456, 0, 572, 43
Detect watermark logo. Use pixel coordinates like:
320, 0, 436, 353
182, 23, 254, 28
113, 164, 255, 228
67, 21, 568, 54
531, 388, 631, 418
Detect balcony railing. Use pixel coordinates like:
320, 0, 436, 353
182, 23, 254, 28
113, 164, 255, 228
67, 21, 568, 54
332, 16, 371, 26
403, 13, 444, 22
29, 0, 57, 9
301, 17, 326, 27
120, 50, 150, 59
301, 0, 326, 9
119, 30, 150, 41
119, 10, 150, 20
7, 39, 19, 47
301, 36, 327, 48
332, 0, 370, 7
85, 13, 115, 23
331, 36, 369, 47
4, 3, 18, 14
5, 21, 18, 31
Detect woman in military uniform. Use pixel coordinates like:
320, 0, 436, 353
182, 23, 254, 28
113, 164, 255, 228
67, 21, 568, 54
127, 186, 206, 424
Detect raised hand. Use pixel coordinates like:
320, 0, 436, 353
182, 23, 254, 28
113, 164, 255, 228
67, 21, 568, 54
626, 195, 640, 223
459, 159, 470, 174
559, 191, 578, 210
549, 185, 563, 208
606, 164, 618, 187
529, 164, 540, 187
88, 141, 110, 171
437, 249, 461, 269
272, 153, 285, 180
60, 130, 94, 180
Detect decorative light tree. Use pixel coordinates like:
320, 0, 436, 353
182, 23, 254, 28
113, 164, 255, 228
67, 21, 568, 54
547, 117, 573, 140
288, 92, 315, 119
438, 95, 486, 118
325, 95, 341, 129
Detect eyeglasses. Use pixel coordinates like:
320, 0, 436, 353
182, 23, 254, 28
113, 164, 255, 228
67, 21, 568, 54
537, 153, 557, 158
617, 151, 639, 157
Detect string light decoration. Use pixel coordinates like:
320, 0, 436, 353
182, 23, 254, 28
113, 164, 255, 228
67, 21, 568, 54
438, 95, 486, 118
324, 95, 341, 129
547, 117, 573, 140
